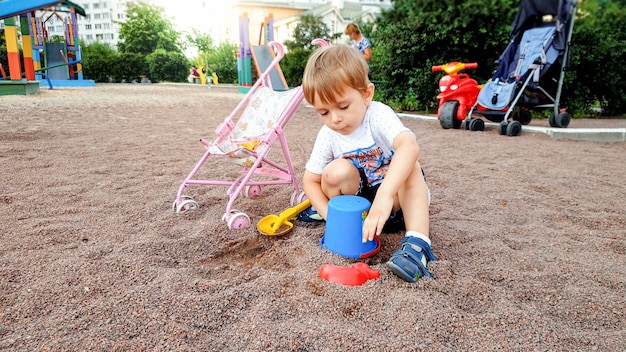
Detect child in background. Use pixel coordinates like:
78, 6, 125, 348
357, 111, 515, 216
299, 44, 438, 282
188, 65, 200, 83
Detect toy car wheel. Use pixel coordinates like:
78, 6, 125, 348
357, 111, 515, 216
506, 121, 523, 136
469, 118, 485, 131
245, 185, 262, 198
555, 112, 571, 128
175, 198, 199, 214
227, 211, 250, 230
499, 121, 508, 135
439, 101, 461, 129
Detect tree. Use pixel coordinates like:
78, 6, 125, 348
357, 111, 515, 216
117, 1, 181, 55
200, 42, 238, 84
283, 15, 331, 51
185, 28, 213, 54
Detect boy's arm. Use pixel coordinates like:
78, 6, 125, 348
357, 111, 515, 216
302, 170, 329, 220
362, 131, 420, 241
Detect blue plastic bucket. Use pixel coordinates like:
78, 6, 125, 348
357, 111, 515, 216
320, 195, 380, 259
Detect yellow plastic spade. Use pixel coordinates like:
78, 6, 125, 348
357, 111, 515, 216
257, 199, 311, 236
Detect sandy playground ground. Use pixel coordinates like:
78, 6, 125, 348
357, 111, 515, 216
0, 83, 624, 351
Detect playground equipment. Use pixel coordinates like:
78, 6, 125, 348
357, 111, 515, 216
238, 13, 288, 93
198, 67, 219, 86
0, 0, 94, 95
431, 62, 483, 131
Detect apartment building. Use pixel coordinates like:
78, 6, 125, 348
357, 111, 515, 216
76, 0, 129, 49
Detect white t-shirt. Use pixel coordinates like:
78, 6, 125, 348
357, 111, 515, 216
305, 101, 413, 187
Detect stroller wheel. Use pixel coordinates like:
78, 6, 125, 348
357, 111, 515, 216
506, 121, 523, 136
439, 101, 462, 129
468, 118, 485, 131
290, 191, 308, 207
549, 113, 557, 127
553, 112, 571, 128
244, 185, 262, 198
499, 121, 508, 135
174, 197, 199, 214
518, 109, 532, 125
226, 211, 251, 230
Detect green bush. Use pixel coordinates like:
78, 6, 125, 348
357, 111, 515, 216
565, 0, 626, 117
112, 52, 146, 83
82, 42, 118, 82
372, 0, 516, 112
146, 49, 189, 82
281, 47, 314, 87
373, 0, 626, 117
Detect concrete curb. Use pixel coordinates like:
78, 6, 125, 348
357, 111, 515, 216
397, 113, 626, 143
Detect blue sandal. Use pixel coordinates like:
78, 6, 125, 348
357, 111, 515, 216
387, 236, 438, 282
296, 206, 324, 222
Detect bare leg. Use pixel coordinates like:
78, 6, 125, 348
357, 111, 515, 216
398, 160, 430, 236
321, 159, 360, 198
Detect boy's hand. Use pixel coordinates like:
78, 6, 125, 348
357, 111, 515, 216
362, 196, 393, 242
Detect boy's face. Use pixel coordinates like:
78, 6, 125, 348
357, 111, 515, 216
312, 84, 374, 136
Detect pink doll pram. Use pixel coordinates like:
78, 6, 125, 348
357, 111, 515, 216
173, 40, 327, 230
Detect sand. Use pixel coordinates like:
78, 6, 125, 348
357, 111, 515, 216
0, 83, 624, 351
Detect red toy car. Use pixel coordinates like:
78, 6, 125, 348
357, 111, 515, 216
432, 62, 484, 131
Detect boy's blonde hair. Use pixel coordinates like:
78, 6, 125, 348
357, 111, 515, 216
302, 44, 370, 105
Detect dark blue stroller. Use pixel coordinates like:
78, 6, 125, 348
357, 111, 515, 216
468, 0, 577, 136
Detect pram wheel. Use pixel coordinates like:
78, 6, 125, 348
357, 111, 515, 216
173, 196, 199, 214
290, 191, 308, 207
244, 185, 262, 198
513, 108, 532, 125
499, 121, 508, 135
549, 111, 571, 128
467, 118, 485, 131
224, 211, 251, 230
439, 101, 462, 129
506, 121, 523, 136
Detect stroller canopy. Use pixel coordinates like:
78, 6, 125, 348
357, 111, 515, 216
510, 0, 576, 50
491, 0, 576, 82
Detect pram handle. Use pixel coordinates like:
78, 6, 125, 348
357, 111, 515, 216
432, 62, 478, 75
311, 38, 330, 47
